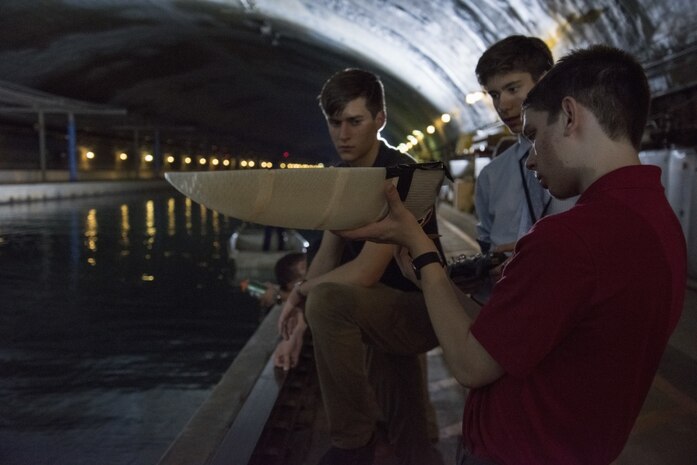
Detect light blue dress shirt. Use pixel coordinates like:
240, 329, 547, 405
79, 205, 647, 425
474, 137, 552, 252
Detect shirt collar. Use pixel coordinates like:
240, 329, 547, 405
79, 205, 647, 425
579, 165, 661, 202
515, 136, 532, 160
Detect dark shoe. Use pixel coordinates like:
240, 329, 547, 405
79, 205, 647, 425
317, 439, 376, 465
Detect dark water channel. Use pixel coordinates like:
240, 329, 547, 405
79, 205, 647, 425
0, 188, 262, 465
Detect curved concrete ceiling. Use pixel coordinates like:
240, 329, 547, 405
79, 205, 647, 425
0, 0, 696, 165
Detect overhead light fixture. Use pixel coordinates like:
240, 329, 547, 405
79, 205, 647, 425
466, 92, 484, 105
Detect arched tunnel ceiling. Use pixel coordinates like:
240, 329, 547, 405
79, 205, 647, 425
0, 0, 696, 165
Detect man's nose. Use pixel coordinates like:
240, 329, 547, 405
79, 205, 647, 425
339, 122, 351, 139
525, 149, 537, 170
497, 94, 514, 113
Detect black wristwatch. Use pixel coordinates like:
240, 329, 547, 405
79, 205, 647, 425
411, 251, 445, 280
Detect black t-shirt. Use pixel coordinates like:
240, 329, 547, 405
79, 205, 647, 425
334, 141, 442, 292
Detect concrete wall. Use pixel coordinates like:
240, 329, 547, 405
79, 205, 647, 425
0, 169, 158, 184
0, 178, 170, 204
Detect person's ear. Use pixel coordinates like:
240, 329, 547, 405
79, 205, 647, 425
375, 110, 386, 128
561, 96, 579, 136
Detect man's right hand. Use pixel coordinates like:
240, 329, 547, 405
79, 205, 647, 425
274, 315, 307, 371
278, 285, 306, 340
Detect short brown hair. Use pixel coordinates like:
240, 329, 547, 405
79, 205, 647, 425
523, 45, 650, 150
476, 35, 553, 86
318, 68, 385, 118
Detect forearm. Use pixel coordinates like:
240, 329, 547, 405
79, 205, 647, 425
306, 232, 342, 279
305, 257, 381, 289
295, 260, 379, 300
407, 233, 498, 388
298, 240, 393, 296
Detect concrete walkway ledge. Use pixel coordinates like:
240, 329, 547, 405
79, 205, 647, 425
0, 179, 171, 204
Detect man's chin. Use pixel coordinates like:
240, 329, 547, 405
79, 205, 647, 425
505, 122, 522, 134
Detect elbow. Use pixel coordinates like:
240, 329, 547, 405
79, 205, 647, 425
354, 270, 384, 287
358, 276, 381, 287
448, 354, 504, 389
452, 369, 495, 389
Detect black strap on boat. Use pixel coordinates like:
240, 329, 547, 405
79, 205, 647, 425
384, 162, 451, 202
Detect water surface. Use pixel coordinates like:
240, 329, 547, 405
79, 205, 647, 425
0, 189, 260, 465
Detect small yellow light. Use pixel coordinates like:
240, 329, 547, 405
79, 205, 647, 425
184, 157, 192, 164
241, 160, 248, 167
280, 163, 286, 169
223, 159, 230, 166
199, 158, 207, 165
441, 113, 451, 123
144, 154, 154, 163
212, 158, 219, 166
427, 125, 435, 134
119, 152, 128, 161
141, 274, 155, 282
86, 151, 95, 160
248, 160, 256, 168
166, 155, 175, 163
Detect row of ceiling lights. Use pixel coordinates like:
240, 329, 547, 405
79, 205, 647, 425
397, 112, 453, 154
84, 151, 323, 169
396, 91, 488, 154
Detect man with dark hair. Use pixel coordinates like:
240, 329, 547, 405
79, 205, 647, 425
274, 252, 307, 292
278, 68, 442, 465
473, 36, 573, 271
255, 252, 307, 311
338, 45, 686, 465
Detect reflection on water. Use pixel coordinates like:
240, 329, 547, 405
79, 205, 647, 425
0, 188, 260, 465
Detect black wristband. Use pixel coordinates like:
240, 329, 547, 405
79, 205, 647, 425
411, 251, 445, 280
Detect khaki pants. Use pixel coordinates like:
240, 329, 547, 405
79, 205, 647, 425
305, 282, 439, 463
